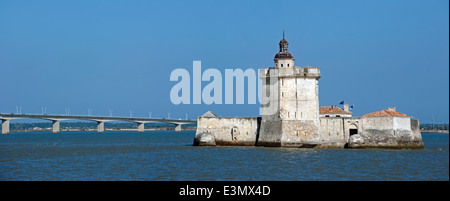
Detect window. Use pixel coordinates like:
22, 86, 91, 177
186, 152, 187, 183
281, 64, 283, 67
288, 64, 290, 67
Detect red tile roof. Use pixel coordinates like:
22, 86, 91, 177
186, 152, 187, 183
362, 110, 409, 117
319, 106, 352, 114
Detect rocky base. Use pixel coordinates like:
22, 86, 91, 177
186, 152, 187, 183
194, 128, 425, 149
348, 133, 424, 149
193, 133, 216, 146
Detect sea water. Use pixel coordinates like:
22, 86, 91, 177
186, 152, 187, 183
0, 131, 448, 181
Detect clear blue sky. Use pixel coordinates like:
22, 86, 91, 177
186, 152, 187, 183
0, 0, 448, 123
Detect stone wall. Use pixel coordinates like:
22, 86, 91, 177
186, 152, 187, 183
279, 120, 321, 147
194, 116, 260, 146
257, 119, 282, 147
410, 118, 424, 146
194, 114, 424, 149
318, 118, 346, 148
348, 116, 424, 149
316, 117, 361, 148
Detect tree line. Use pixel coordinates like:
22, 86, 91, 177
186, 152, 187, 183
420, 124, 449, 131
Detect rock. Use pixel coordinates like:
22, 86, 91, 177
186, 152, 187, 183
193, 133, 216, 146
348, 132, 424, 149
348, 134, 365, 148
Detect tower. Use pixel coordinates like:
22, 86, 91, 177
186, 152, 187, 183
258, 32, 321, 147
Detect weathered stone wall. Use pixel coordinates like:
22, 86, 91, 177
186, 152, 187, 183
258, 66, 321, 148
362, 116, 394, 131
194, 116, 260, 146
319, 118, 345, 140
194, 114, 424, 149
280, 120, 320, 147
318, 118, 346, 147
257, 119, 282, 147
348, 116, 424, 149
361, 116, 413, 137
317, 117, 361, 148
394, 117, 412, 130
410, 119, 424, 146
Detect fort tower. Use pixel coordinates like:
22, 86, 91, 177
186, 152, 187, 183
258, 32, 321, 147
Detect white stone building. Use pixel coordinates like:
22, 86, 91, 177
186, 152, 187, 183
194, 33, 424, 149
319, 105, 352, 118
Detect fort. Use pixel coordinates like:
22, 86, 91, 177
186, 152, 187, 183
193, 33, 424, 149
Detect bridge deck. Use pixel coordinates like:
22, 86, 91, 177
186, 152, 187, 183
0, 113, 196, 124
0, 113, 196, 134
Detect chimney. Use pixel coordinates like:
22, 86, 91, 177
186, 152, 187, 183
344, 104, 349, 112
388, 107, 396, 112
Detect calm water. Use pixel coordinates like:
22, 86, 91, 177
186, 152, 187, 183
0, 131, 448, 181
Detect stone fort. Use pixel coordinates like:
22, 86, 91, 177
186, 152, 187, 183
194, 33, 424, 149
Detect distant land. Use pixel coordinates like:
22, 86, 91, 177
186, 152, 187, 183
1, 122, 447, 133
419, 124, 449, 133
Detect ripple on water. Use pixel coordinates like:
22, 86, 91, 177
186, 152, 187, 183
0, 131, 448, 181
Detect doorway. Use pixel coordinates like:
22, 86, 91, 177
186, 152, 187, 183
349, 124, 358, 136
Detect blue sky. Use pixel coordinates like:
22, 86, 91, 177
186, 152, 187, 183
0, 0, 448, 123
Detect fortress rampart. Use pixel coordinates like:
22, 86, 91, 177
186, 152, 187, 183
193, 33, 424, 149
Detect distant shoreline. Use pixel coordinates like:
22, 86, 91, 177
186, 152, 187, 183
421, 130, 449, 133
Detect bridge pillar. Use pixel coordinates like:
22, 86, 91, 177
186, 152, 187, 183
52, 120, 60, 134
175, 124, 181, 132
2, 119, 10, 135
97, 121, 105, 133
137, 123, 144, 133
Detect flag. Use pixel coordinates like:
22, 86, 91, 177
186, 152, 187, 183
350, 105, 354, 110
339, 101, 344, 105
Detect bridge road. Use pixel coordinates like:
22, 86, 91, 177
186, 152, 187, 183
0, 113, 196, 134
